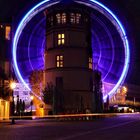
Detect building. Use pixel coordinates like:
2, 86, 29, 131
0, 19, 12, 120
93, 70, 103, 113
44, 1, 94, 114
110, 86, 127, 106
13, 83, 31, 110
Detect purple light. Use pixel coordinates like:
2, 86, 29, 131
12, 0, 130, 101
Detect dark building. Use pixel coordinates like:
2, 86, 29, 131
44, 1, 94, 114
0, 19, 12, 119
0, 20, 12, 98
93, 70, 103, 113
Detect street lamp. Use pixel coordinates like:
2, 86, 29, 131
122, 86, 127, 94
9, 81, 16, 124
30, 95, 34, 116
10, 81, 16, 90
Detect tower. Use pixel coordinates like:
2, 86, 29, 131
45, 1, 94, 114
93, 70, 103, 113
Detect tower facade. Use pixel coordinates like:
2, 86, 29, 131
45, 1, 94, 114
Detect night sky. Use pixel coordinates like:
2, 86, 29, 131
0, 0, 140, 86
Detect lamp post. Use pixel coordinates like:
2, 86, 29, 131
30, 95, 34, 116
9, 81, 16, 124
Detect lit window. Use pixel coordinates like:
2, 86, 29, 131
70, 13, 75, 24
56, 13, 61, 24
5, 26, 11, 40
56, 55, 64, 67
70, 13, 81, 24
76, 13, 81, 24
56, 13, 67, 24
0, 25, 3, 28
62, 13, 66, 24
58, 33, 65, 45
89, 57, 92, 69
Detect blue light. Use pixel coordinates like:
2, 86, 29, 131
88, 0, 130, 100
12, 0, 130, 101
76, 0, 130, 100
12, 0, 59, 98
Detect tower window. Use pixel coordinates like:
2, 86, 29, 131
56, 13, 61, 24
48, 16, 53, 26
56, 55, 64, 67
58, 33, 65, 45
56, 13, 67, 24
76, 13, 81, 24
70, 13, 75, 24
89, 57, 92, 69
70, 13, 81, 24
5, 26, 11, 40
62, 13, 66, 24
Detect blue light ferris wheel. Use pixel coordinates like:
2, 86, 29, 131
12, 0, 130, 101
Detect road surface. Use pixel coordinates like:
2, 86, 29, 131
0, 113, 140, 140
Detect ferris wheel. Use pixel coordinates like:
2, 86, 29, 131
12, 0, 130, 101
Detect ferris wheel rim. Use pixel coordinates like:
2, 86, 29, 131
12, 0, 130, 101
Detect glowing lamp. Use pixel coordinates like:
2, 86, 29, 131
30, 95, 34, 100
10, 82, 16, 90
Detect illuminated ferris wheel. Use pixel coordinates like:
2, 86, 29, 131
12, 0, 130, 101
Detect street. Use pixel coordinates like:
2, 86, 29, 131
0, 113, 140, 140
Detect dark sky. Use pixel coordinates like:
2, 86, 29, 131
0, 0, 140, 86
99, 0, 140, 86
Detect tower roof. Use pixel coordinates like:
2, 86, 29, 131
46, 0, 91, 15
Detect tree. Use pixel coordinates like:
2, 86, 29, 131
19, 99, 22, 117
42, 82, 54, 105
11, 97, 15, 116
22, 100, 25, 114
16, 95, 20, 115
11, 97, 15, 124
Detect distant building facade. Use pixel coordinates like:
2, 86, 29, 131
110, 86, 127, 105
0, 20, 12, 120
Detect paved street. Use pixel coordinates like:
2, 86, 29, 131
0, 113, 140, 140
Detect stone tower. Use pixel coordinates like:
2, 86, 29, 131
45, 1, 94, 114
